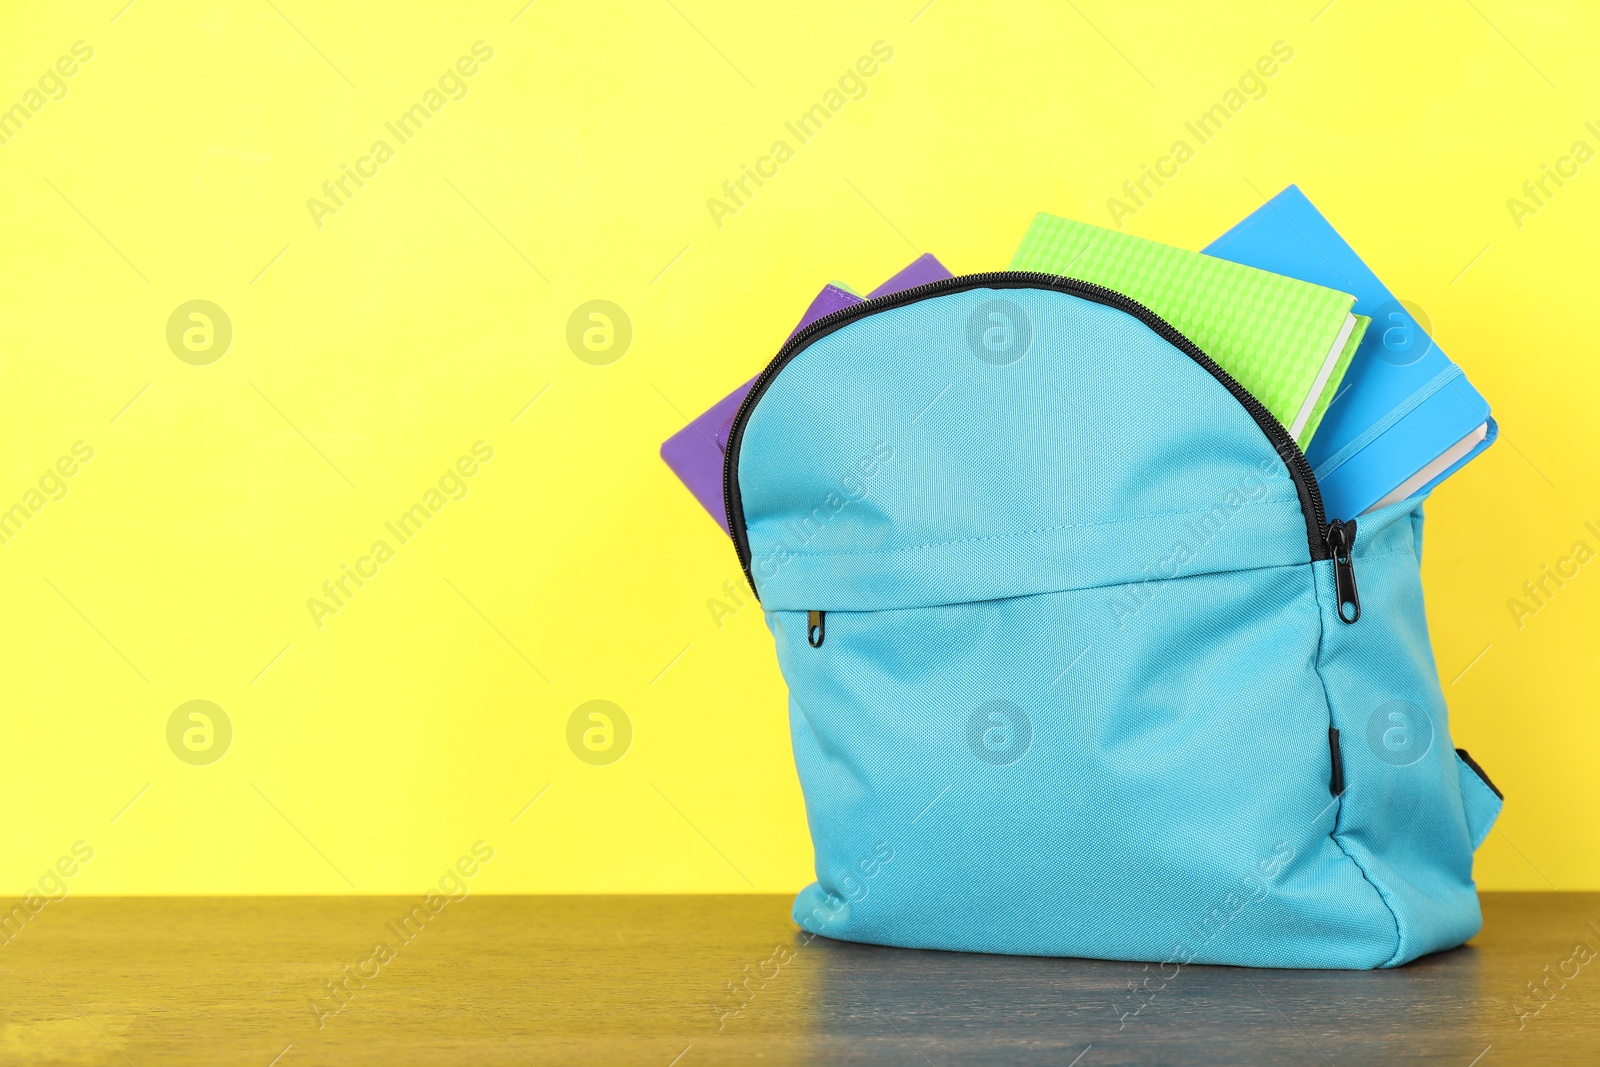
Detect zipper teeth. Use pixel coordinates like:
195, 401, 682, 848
723, 271, 1333, 591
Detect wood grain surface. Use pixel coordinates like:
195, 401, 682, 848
1, 892, 1596, 1065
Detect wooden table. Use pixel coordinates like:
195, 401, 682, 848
3, 893, 1596, 1064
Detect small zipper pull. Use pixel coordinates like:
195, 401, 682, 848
807, 610, 825, 648
1328, 727, 1346, 796
1325, 520, 1361, 624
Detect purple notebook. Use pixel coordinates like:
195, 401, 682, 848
661, 254, 953, 530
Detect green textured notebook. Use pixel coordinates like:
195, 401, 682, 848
1010, 214, 1368, 445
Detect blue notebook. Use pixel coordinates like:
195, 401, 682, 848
1204, 186, 1495, 520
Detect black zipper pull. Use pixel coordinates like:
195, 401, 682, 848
1328, 727, 1346, 796
807, 610, 825, 648
1325, 520, 1360, 624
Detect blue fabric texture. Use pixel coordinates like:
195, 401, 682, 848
731, 283, 1497, 969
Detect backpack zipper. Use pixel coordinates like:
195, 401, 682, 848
1328, 727, 1347, 795
1325, 519, 1361, 624
723, 271, 1354, 606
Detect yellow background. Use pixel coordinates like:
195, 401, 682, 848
1, 0, 1594, 896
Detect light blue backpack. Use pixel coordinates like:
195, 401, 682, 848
723, 275, 1503, 969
